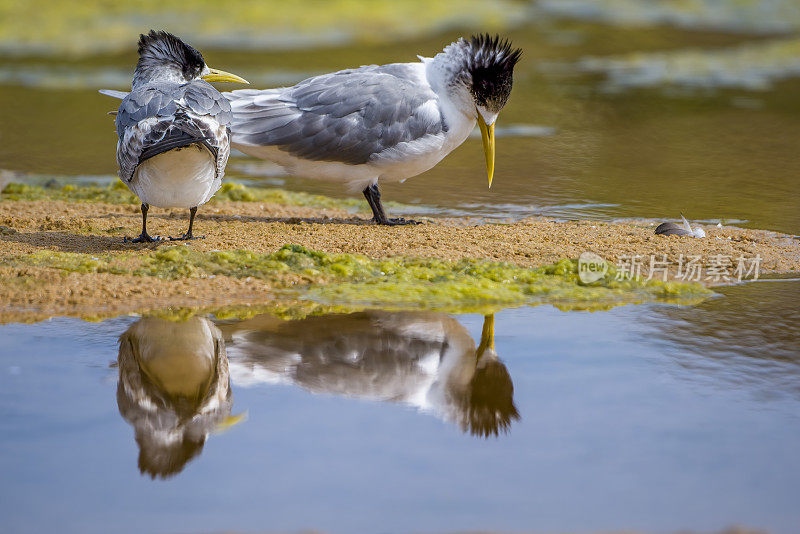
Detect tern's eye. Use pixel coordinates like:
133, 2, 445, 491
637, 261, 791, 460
183, 60, 203, 80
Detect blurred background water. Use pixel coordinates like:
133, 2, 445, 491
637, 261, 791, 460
1, 1, 800, 533
2, 0, 800, 232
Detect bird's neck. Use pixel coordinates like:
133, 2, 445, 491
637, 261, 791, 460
132, 64, 187, 90
423, 42, 474, 119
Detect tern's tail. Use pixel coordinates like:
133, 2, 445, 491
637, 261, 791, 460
99, 89, 129, 99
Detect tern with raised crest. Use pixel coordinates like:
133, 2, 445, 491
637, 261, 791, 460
100, 30, 248, 242
224, 34, 521, 225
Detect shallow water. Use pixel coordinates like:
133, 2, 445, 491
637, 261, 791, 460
1, 280, 799, 534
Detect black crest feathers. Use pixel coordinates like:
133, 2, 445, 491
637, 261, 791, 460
136, 30, 205, 81
465, 34, 522, 113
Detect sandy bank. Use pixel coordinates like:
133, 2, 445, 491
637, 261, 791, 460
0, 192, 797, 322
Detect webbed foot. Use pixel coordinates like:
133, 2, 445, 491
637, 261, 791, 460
169, 232, 205, 241
373, 217, 423, 226
124, 232, 163, 243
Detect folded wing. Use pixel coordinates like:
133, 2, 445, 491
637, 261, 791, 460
114, 81, 233, 182
225, 64, 446, 166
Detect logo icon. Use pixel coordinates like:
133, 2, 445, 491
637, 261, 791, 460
578, 252, 608, 284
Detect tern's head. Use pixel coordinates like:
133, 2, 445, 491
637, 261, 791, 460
464, 35, 522, 120
431, 34, 522, 187
133, 30, 248, 89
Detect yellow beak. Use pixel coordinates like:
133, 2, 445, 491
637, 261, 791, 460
202, 67, 249, 84
476, 314, 495, 361
214, 412, 248, 433
477, 115, 496, 188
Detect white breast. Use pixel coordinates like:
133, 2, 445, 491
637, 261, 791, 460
129, 144, 220, 208
368, 63, 476, 184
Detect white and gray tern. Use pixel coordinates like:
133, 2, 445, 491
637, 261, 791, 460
224, 34, 522, 225
101, 30, 248, 242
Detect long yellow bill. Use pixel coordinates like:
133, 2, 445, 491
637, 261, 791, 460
202, 68, 249, 84
214, 412, 248, 434
477, 116, 496, 188
476, 314, 495, 360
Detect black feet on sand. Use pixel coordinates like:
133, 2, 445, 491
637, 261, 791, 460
169, 207, 204, 240
124, 203, 162, 243
125, 204, 204, 242
362, 184, 422, 226
373, 216, 421, 226
169, 233, 205, 241
125, 232, 163, 243
127, 194, 417, 237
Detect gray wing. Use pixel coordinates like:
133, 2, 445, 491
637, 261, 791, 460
114, 81, 232, 182
655, 222, 693, 236
225, 64, 446, 165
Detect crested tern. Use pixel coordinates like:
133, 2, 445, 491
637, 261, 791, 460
224, 34, 522, 225
100, 30, 248, 242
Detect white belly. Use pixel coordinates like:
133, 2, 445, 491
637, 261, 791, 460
233, 142, 379, 192
373, 127, 473, 184
129, 144, 220, 208
232, 123, 472, 194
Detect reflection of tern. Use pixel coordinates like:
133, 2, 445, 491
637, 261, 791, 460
220, 311, 519, 437
655, 214, 706, 237
100, 30, 247, 242
224, 34, 521, 225
117, 316, 241, 479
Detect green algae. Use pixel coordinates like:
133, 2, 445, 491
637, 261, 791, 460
307, 255, 711, 310
147, 301, 351, 323
0, 0, 522, 57
14, 250, 130, 274
134, 245, 370, 282
6, 244, 712, 312
1, 181, 138, 204
0, 181, 366, 211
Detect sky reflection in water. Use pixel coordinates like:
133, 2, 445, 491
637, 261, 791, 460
1, 281, 799, 534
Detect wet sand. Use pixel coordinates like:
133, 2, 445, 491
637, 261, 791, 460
1, 198, 798, 322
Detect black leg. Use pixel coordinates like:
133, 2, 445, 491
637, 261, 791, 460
361, 184, 420, 226
124, 203, 160, 243
187, 206, 197, 238
362, 184, 387, 223
170, 206, 204, 241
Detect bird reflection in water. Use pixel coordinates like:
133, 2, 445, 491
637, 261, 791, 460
221, 311, 519, 437
116, 316, 242, 478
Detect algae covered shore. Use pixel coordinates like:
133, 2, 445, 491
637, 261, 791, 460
1, 182, 798, 323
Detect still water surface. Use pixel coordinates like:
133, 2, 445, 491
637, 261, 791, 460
1, 281, 799, 534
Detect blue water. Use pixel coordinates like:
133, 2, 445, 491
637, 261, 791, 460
1, 281, 799, 534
